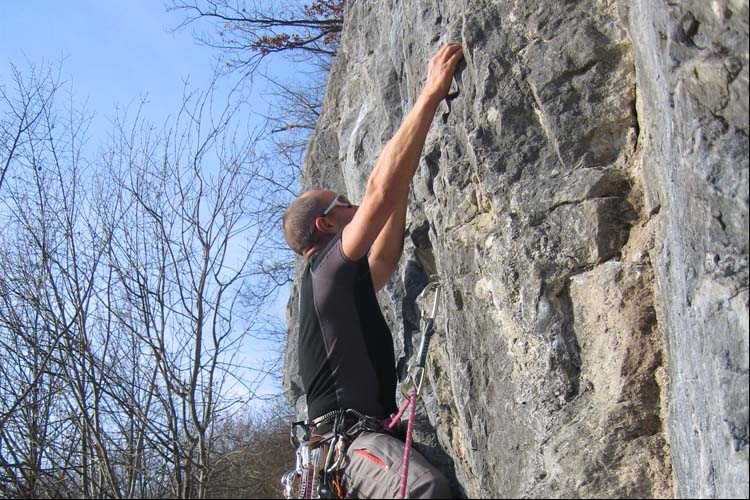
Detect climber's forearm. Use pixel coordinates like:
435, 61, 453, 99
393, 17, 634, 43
365, 94, 440, 206
340, 44, 463, 262
340, 94, 440, 263
366, 43, 463, 204
365, 93, 438, 291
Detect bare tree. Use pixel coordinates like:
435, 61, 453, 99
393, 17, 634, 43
0, 63, 113, 497
170, 0, 345, 181
204, 397, 294, 499
0, 59, 296, 498
96, 80, 292, 498
169, 0, 345, 75
0, 61, 63, 194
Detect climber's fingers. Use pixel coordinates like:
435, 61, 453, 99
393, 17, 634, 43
424, 43, 464, 101
436, 43, 463, 66
446, 44, 464, 68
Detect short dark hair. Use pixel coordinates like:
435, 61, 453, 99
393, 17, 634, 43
282, 193, 327, 255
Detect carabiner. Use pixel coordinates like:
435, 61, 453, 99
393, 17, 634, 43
401, 277, 442, 399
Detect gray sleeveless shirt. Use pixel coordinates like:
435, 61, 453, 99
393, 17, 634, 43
298, 233, 398, 420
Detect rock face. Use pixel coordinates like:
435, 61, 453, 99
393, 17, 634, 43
283, 0, 749, 498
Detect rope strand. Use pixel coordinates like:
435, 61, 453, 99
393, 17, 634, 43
397, 392, 417, 500
388, 399, 411, 429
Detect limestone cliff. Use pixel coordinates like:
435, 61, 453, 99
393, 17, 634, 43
283, 1, 749, 497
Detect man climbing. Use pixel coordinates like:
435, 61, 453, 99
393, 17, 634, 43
282, 43, 463, 499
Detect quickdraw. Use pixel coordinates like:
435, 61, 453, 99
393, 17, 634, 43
402, 276, 442, 400
388, 276, 442, 500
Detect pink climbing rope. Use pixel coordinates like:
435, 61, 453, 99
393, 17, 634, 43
396, 392, 417, 500
387, 398, 411, 429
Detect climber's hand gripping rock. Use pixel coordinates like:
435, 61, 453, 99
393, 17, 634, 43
423, 43, 464, 104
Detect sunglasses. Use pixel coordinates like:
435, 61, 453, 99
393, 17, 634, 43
320, 193, 353, 217
308, 193, 353, 242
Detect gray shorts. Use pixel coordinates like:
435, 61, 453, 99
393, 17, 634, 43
342, 431, 451, 499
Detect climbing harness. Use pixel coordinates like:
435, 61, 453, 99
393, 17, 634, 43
282, 276, 443, 499
282, 408, 384, 499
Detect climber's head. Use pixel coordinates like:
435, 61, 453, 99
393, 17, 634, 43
283, 189, 358, 259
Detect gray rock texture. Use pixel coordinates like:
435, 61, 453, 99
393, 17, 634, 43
283, 0, 749, 497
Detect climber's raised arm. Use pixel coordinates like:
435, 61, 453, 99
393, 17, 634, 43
342, 43, 464, 280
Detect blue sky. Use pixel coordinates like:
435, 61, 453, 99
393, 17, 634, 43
1, 0, 295, 400
0, 0, 223, 131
